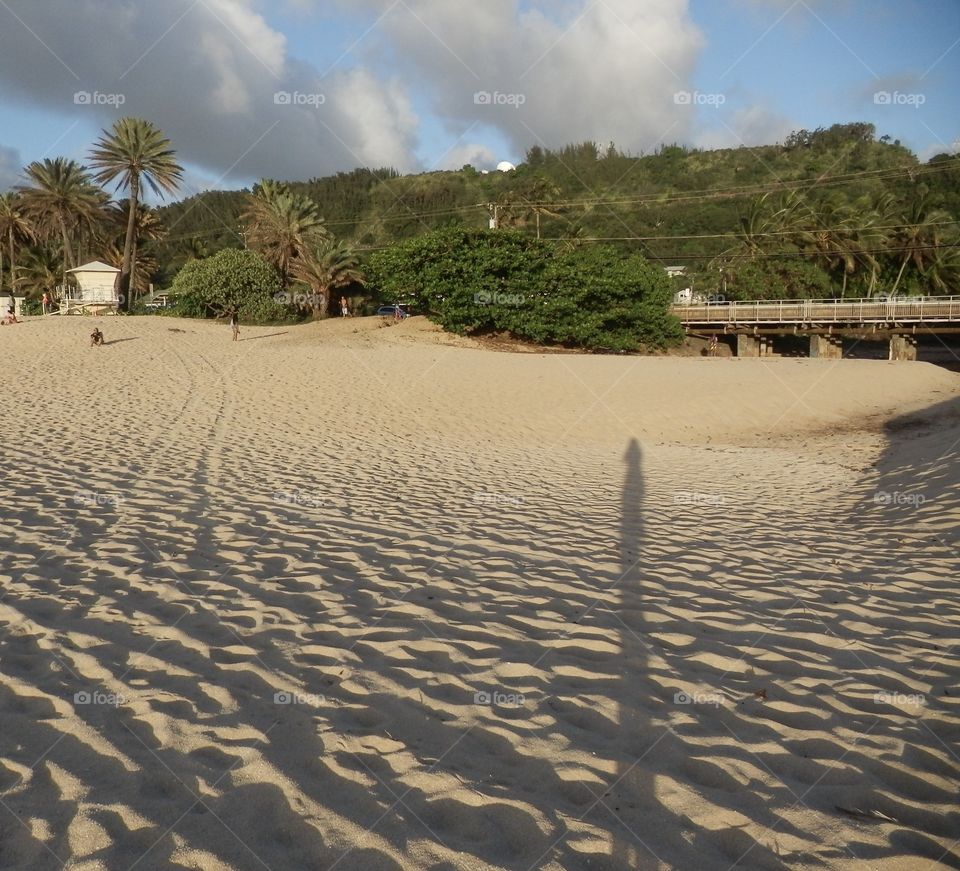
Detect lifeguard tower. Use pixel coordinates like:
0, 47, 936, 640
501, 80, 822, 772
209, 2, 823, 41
62, 261, 121, 315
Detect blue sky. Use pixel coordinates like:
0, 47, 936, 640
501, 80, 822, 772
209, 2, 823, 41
0, 0, 957, 198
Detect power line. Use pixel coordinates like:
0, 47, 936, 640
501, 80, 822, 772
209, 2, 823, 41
157, 159, 959, 244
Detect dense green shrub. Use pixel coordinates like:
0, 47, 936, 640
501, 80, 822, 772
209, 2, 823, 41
368, 229, 681, 352
171, 249, 291, 322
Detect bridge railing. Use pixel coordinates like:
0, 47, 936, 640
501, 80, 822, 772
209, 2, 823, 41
672, 296, 960, 325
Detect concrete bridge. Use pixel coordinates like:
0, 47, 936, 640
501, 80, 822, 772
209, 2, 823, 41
672, 295, 960, 360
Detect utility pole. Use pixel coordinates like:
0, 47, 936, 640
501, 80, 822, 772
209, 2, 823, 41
487, 203, 500, 230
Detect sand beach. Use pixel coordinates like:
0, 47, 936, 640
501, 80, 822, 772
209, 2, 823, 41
0, 314, 957, 870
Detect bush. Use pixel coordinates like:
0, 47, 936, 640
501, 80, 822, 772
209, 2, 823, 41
368, 229, 682, 352
171, 249, 292, 322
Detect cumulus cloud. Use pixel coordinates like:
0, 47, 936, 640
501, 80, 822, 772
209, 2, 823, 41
0, 0, 418, 181
0, 145, 22, 191
0, 0, 707, 181
694, 105, 796, 150
436, 143, 498, 171
341, 0, 704, 154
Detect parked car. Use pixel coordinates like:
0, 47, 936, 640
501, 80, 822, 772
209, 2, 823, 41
377, 304, 411, 319
145, 294, 172, 310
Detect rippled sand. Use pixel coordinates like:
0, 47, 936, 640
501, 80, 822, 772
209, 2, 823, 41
1, 314, 958, 870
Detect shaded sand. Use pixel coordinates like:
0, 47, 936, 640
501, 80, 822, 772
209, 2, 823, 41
1, 314, 958, 871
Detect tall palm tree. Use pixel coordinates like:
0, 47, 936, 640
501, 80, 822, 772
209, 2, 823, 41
101, 202, 167, 296
291, 240, 364, 318
243, 180, 328, 285
89, 117, 183, 310
791, 199, 858, 295
17, 157, 106, 279
0, 192, 35, 292
889, 193, 953, 295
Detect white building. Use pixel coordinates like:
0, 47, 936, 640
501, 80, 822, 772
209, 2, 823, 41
64, 261, 121, 314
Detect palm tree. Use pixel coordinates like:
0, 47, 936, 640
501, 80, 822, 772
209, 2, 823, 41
243, 180, 328, 285
889, 193, 953, 295
17, 157, 106, 278
16, 246, 63, 300
791, 199, 858, 295
102, 202, 167, 296
89, 118, 183, 310
291, 240, 364, 319
922, 242, 960, 294
0, 192, 35, 292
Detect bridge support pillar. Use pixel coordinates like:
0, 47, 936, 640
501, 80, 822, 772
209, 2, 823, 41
889, 334, 917, 361
736, 335, 761, 357
809, 334, 843, 359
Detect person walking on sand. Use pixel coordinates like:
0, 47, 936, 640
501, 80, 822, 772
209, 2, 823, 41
42, 291, 51, 315
229, 311, 240, 342
340, 296, 350, 318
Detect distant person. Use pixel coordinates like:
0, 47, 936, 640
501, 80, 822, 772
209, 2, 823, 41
42, 291, 51, 314
90, 327, 104, 347
2, 304, 17, 325
229, 311, 240, 342
340, 296, 350, 318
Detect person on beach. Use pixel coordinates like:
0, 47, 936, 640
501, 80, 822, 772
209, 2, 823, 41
709, 335, 718, 357
229, 311, 240, 342
340, 296, 350, 318
90, 327, 104, 347
42, 292, 51, 314
2, 304, 17, 325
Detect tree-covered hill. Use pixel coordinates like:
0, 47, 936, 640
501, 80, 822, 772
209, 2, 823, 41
153, 122, 960, 296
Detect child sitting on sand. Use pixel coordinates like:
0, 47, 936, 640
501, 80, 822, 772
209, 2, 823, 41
90, 328, 104, 347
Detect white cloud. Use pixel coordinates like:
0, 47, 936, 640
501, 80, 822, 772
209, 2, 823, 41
0, 0, 707, 182
0, 0, 418, 181
328, 0, 705, 154
436, 143, 497, 171
0, 145, 22, 191
694, 105, 796, 150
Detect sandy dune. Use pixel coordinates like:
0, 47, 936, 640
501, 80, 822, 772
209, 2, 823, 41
1, 314, 958, 871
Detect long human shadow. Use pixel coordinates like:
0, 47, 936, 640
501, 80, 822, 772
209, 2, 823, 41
608, 439, 791, 870
607, 438, 673, 868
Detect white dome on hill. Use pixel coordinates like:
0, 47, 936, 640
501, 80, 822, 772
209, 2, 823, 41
497, 161, 516, 172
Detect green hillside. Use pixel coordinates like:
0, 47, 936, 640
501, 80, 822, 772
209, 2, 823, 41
155, 122, 960, 298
